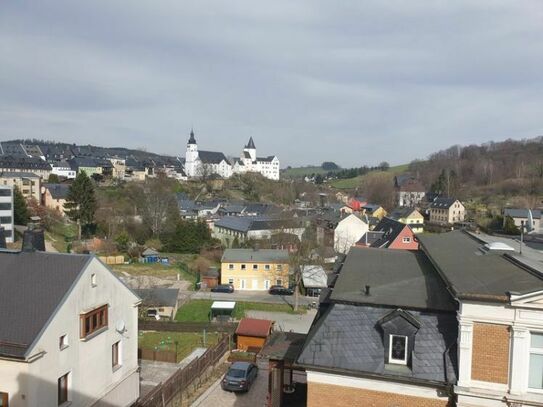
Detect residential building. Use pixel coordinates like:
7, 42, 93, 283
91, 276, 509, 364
301, 265, 328, 297
220, 248, 290, 290
68, 157, 103, 177
503, 208, 542, 233
429, 197, 465, 224
0, 155, 51, 179
389, 207, 424, 233
357, 217, 418, 250
0, 172, 41, 202
109, 158, 127, 179
50, 160, 77, 179
213, 217, 305, 247
298, 247, 457, 407
418, 231, 543, 406
41, 183, 70, 215
333, 214, 369, 254
0, 185, 14, 243
0, 247, 141, 407
361, 203, 387, 219
184, 130, 280, 180
134, 288, 179, 320
395, 175, 426, 207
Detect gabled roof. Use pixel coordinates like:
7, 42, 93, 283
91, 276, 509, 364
0, 251, 92, 359
214, 216, 300, 233
222, 248, 289, 263
257, 156, 276, 162
0, 171, 39, 178
236, 318, 273, 338
198, 150, 229, 164
133, 288, 179, 307
142, 248, 159, 256
368, 217, 411, 248
0, 155, 51, 171
390, 207, 423, 220
504, 208, 541, 220
429, 198, 459, 209
44, 183, 70, 200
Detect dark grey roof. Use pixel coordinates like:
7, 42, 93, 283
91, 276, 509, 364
257, 156, 275, 162
243, 151, 252, 159
358, 231, 385, 246
362, 203, 382, 212
297, 303, 457, 385
222, 248, 289, 263
44, 183, 70, 200
188, 129, 196, 145
198, 150, 228, 164
0, 143, 26, 156
0, 171, 39, 178
390, 207, 420, 220
430, 198, 458, 209
215, 216, 301, 233
0, 251, 91, 358
418, 231, 543, 301
331, 247, 455, 311
0, 155, 51, 171
133, 288, 179, 307
246, 137, 256, 149
504, 208, 541, 220
368, 217, 410, 248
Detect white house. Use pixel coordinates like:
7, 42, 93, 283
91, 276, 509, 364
334, 214, 368, 254
184, 130, 280, 180
0, 247, 141, 407
503, 208, 542, 234
0, 185, 14, 243
50, 161, 76, 180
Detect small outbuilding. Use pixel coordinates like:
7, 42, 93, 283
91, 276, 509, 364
235, 318, 274, 352
301, 265, 328, 297
133, 288, 179, 320
210, 301, 236, 321
202, 267, 220, 289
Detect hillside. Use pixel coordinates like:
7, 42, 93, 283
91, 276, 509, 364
330, 164, 409, 189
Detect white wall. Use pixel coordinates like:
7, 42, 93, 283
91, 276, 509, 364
334, 215, 368, 254
1, 258, 140, 407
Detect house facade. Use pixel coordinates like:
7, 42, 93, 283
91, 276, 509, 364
357, 217, 418, 250
0, 172, 41, 202
50, 161, 77, 179
333, 214, 369, 254
503, 208, 542, 233
220, 248, 290, 290
395, 175, 426, 207
390, 207, 424, 233
429, 198, 465, 224
0, 156, 51, 179
41, 183, 70, 215
0, 185, 14, 243
0, 250, 141, 407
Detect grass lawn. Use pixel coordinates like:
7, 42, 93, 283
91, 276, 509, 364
282, 166, 338, 178
330, 163, 410, 190
138, 331, 221, 361
45, 220, 78, 253
110, 263, 180, 278
175, 299, 305, 322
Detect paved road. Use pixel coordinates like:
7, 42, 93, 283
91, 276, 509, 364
191, 290, 317, 307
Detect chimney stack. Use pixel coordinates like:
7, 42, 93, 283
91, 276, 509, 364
22, 228, 46, 252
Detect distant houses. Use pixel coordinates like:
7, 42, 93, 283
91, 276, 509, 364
429, 198, 465, 225
333, 214, 369, 254
503, 208, 542, 234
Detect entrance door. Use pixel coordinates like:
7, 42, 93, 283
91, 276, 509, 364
264, 280, 270, 290
240, 279, 246, 289
252, 279, 259, 290
0, 392, 8, 407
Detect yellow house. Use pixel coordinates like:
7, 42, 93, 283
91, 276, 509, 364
221, 248, 290, 291
362, 204, 387, 220
390, 207, 424, 233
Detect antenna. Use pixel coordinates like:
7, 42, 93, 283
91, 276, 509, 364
115, 320, 126, 334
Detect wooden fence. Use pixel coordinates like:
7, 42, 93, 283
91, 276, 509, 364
134, 334, 231, 407
138, 348, 177, 363
139, 320, 236, 334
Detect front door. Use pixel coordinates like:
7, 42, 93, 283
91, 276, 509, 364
0, 392, 8, 407
252, 279, 258, 290
264, 280, 270, 290
240, 279, 246, 289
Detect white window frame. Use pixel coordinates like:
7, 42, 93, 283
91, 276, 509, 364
253, 264, 258, 270
241, 264, 246, 270
228, 278, 234, 285
529, 332, 543, 391
402, 237, 411, 243
228, 264, 234, 270
388, 334, 408, 365
265, 264, 270, 271
264, 280, 270, 289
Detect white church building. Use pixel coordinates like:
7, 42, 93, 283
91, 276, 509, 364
184, 130, 280, 180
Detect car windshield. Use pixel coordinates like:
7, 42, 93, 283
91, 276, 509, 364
228, 368, 246, 378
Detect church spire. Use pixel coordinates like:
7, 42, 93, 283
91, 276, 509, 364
246, 137, 255, 149
188, 128, 196, 145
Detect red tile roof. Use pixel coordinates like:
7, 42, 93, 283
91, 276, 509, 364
236, 318, 273, 338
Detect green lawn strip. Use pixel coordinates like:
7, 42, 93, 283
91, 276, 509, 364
110, 263, 180, 278
138, 331, 220, 361
175, 300, 305, 322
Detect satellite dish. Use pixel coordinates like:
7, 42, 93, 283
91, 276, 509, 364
115, 320, 126, 333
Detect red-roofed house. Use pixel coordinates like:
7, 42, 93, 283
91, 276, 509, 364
236, 318, 274, 352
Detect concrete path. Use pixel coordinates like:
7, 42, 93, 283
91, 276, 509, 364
191, 290, 316, 306
246, 309, 317, 334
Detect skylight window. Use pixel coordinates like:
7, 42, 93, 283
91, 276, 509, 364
389, 335, 408, 365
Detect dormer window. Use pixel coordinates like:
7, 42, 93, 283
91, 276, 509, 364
389, 335, 408, 365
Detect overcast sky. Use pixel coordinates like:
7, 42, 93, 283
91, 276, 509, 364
1, 1, 542, 167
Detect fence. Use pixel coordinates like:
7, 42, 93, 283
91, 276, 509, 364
134, 334, 231, 407
139, 320, 236, 334
98, 255, 125, 265
138, 348, 177, 363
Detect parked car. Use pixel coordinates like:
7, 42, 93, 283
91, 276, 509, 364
268, 285, 294, 296
221, 361, 258, 392
211, 284, 234, 293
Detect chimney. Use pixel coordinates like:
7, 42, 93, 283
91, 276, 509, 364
22, 228, 46, 252
0, 227, 6, 249
365, 285, 371, 296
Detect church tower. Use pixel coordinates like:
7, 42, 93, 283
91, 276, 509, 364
243, 137, 257, 161
185, 129, 199, 177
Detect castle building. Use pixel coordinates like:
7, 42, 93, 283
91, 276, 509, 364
184, 130, 280, 180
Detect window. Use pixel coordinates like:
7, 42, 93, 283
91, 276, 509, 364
58, 373, 69, 405
0, 392, 8, 407
529, 333, 543, 389
241, 264, 246, 270
0, 216, 11, 224
228, 278, 234, 285
0, 203, 11, 210
80, 305, 108, 338
389, 335, 408, 365
265, 264, 270, 271
276, 264, 282, 271
91, 273, 97, 287
59, 334, 68, 350
0, 189, 11, 197
228, 264, 234, 270
253, 264, 258, 270
402, 237, 411, 243
276, 279, 283, 286
112, 341, 121, 368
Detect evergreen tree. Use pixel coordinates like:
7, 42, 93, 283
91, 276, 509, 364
65, 171, 97, 239
13, 186, 30, 225
48, 173, 60, 183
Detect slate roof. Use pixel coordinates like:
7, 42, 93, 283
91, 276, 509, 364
0, 155, 51, 171
367, 217, 411, 248
0, 143, 26, 156
297, 303, 458, 385
430, 198, 458, 209
418, 231, 543, 301
390, 207, 422, 220
215, 216, 300, 233
246, 137, 256, 149
0, 171, 39, 178
198, 150, 228, 164
357, 231, 385, 246
188, 129, 196, 144
260, 331, 306, 362
0, 251, 92, 358
133, 288, 179, 307
504, 208, 542, 220
257, 156, 275, 162
222, 248, 289, 263
44, 183, 70, 200
331, 247, 455, 311
236, 318, 273, 338
362, 203, 382, 212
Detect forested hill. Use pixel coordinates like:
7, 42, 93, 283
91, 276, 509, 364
408, 136, 543, 199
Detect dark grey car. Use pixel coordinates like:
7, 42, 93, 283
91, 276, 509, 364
221, 361, 258, 392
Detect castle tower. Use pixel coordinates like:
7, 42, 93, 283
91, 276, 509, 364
243, 137, 256, 161
185, 129, 199, 177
